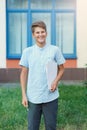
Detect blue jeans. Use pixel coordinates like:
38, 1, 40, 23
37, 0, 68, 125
28, 98, 58, 130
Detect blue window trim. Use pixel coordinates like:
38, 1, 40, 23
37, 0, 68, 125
6, 0, 77, 59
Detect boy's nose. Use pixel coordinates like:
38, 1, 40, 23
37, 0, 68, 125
39, 33, 42, 36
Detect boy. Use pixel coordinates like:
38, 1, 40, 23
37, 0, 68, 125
19, 21, 65, 130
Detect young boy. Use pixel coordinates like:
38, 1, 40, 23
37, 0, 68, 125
19, 21, 65, 130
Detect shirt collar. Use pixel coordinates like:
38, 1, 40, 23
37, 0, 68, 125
35, 43, 49, 51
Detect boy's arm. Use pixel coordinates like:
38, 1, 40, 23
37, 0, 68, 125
20, 66, 28, 107
50, 64, 64, 92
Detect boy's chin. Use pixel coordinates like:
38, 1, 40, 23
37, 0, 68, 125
39, 40, 45, 44
39, 42, 46, 45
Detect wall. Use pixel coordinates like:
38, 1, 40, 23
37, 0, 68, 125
0, 0, 87, 68
0, 68, 86, 82
0, 0, 6, 68
6, 59, 77, 68
77, 0, 87, 68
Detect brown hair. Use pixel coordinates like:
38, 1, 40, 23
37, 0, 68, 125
31, 21, 47, 33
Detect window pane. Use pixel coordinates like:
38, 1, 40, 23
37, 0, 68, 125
7, 0, 28, 9
56, 13, 74, 54
31, 0, 52, 9
55, 0, 76, 9
32, 13, 51, 44
8, 13, 27, 55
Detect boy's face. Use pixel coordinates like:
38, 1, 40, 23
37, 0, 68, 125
32, 27, 47, 45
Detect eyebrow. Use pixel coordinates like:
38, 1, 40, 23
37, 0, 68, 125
35, 30, 45, 33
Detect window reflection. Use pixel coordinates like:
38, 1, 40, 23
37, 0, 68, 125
31, 0, 52, 9
8, 13, 27, 54
7, 0, 28, 9
56, 13, 74, 54
55, 0, 76, 9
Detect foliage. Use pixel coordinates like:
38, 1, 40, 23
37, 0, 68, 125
0, 84, 87, 130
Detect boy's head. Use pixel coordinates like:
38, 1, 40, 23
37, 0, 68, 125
31, 21, 47, 33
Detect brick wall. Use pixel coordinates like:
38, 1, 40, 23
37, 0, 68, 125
0, 68, 87, 83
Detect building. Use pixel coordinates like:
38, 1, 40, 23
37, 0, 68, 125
0, 0, 87, 82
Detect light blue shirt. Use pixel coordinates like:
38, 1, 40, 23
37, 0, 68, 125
19, 44, 65, 104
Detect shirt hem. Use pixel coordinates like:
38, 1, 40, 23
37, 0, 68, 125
28, 95, 59, 104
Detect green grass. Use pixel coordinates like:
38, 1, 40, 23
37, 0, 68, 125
0, 84, 87, 130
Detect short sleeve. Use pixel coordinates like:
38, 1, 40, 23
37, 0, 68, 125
19, 49, 29, 68
55, 47, 65, 65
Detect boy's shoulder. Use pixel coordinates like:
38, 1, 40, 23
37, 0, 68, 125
23, 45, 35, 53
49, 44, 59, 50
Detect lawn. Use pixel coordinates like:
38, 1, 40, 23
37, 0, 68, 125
0, 83, 87, 130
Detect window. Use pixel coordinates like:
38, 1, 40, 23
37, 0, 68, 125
8, 13, 27, 57
7, 0, 76, 59
7, 0, 28, 9
55, 0, 76, 9
56, 13, 75, 57
31, 0, 52, 9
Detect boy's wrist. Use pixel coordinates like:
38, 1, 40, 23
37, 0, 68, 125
22, 92, 26, 97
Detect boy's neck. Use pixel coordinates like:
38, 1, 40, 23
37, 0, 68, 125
36, 42, 46, 48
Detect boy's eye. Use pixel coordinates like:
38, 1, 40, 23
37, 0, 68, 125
36, 32, 39, 34
36, 31, 45, 34
41, 31, 45, 33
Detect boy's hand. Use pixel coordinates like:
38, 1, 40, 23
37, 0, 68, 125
22, 95, 28, 108
50, 80, 58, 92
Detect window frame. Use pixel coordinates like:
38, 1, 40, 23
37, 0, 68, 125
6, 0, 76, 59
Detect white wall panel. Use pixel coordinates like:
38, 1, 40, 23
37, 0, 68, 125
77, 0, 87, 68
0, 0, 6, 68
